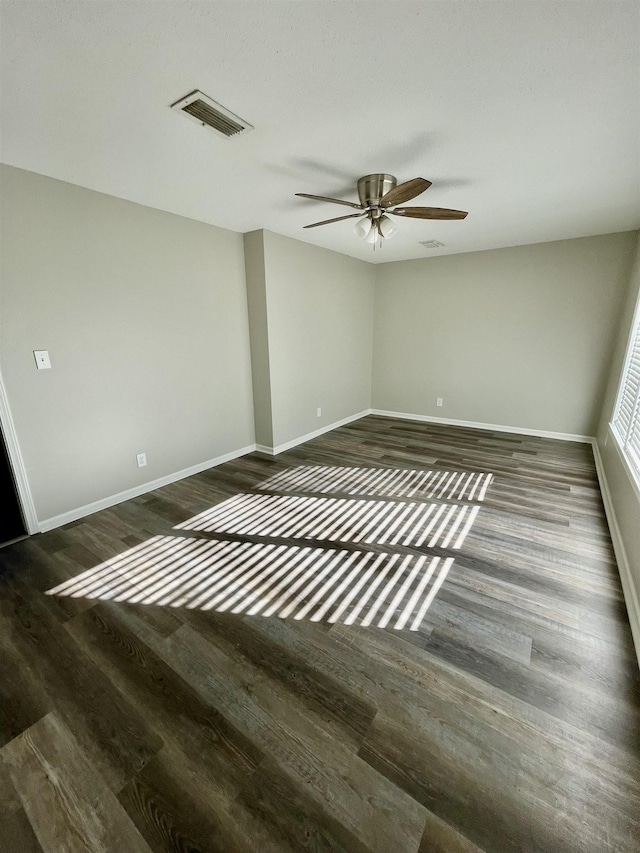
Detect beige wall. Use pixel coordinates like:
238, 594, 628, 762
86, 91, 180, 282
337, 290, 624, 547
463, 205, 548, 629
243, 230, 273, 448
0, 165, 255, 524
260, 231, 374, 449
595, 232, 640, 655
371, 233, 636, 437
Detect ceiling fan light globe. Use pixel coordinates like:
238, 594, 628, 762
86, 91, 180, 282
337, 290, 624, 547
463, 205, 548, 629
379, 215, 398, 239
365, 222, 378, 244
353, 217, 371, 238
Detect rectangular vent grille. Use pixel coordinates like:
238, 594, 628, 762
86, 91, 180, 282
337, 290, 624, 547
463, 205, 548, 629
182, 100, 244, 136
420, 240, 445, 249
171, 90, 253, 140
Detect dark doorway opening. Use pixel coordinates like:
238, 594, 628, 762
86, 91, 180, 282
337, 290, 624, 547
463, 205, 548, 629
0, 427, 27, 546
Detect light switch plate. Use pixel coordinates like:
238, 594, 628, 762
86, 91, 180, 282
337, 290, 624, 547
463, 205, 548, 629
33, 350, 51, 369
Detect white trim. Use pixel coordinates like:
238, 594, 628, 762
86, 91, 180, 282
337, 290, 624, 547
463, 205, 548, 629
38, 444, 256, 532
255, 444, 275, 456
256, 410, 371, 456
0, 370, 39, 534
370, 409, 594, 444
592, 438, 640, 668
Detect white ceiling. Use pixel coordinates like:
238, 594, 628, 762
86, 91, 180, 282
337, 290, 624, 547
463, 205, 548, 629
1, 1, 639, 264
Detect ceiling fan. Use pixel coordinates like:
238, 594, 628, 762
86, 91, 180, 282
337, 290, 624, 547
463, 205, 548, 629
296, 174, 467, 246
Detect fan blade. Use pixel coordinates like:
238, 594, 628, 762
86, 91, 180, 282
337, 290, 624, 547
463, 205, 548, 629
390, 206, 468, 220
303, 213, 364, 229
295, 193, 364, 210
380, 178, 431, 207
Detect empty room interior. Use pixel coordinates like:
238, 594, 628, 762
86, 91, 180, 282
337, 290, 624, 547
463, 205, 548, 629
1, 2, 640, 852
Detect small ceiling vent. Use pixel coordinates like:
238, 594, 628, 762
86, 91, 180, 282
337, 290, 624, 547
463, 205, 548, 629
420, 240, 445, 249
170, 90, 253, 139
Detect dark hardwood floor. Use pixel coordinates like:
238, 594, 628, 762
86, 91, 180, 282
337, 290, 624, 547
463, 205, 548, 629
1, 415, 639, 852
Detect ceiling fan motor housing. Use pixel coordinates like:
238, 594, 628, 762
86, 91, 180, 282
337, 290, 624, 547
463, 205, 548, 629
357, 174, 397, 207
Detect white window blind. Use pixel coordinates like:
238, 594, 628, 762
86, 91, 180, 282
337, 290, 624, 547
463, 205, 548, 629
612, 314, 640, 480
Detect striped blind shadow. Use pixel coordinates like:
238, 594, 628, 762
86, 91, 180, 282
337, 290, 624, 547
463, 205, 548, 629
44, 470, 489, 633
175, 493, 479, 551
255, 464, 493, 503
45, 535, 454, 632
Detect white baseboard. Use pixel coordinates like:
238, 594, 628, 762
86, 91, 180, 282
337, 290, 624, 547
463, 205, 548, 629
253, 410, 371, 456
254, 444, 275, 455
38, 444, 257, 533
370, 409, 594, 444
592, 439, 640, 667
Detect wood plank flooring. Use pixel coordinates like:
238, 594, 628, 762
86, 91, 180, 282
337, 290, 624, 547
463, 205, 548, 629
1, 415, 639, 852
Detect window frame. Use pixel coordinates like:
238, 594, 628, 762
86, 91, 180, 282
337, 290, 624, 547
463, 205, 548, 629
610, 288, 640, 499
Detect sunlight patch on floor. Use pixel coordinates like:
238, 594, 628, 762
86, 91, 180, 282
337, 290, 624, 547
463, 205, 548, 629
176, 494, 480, 549
46, 464, 491, 631
257, 464, 493, 501
46, 536, 454, 631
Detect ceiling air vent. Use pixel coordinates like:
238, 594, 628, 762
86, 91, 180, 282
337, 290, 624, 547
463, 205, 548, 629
420, 240, 445, 249
170, 90, 253, 139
